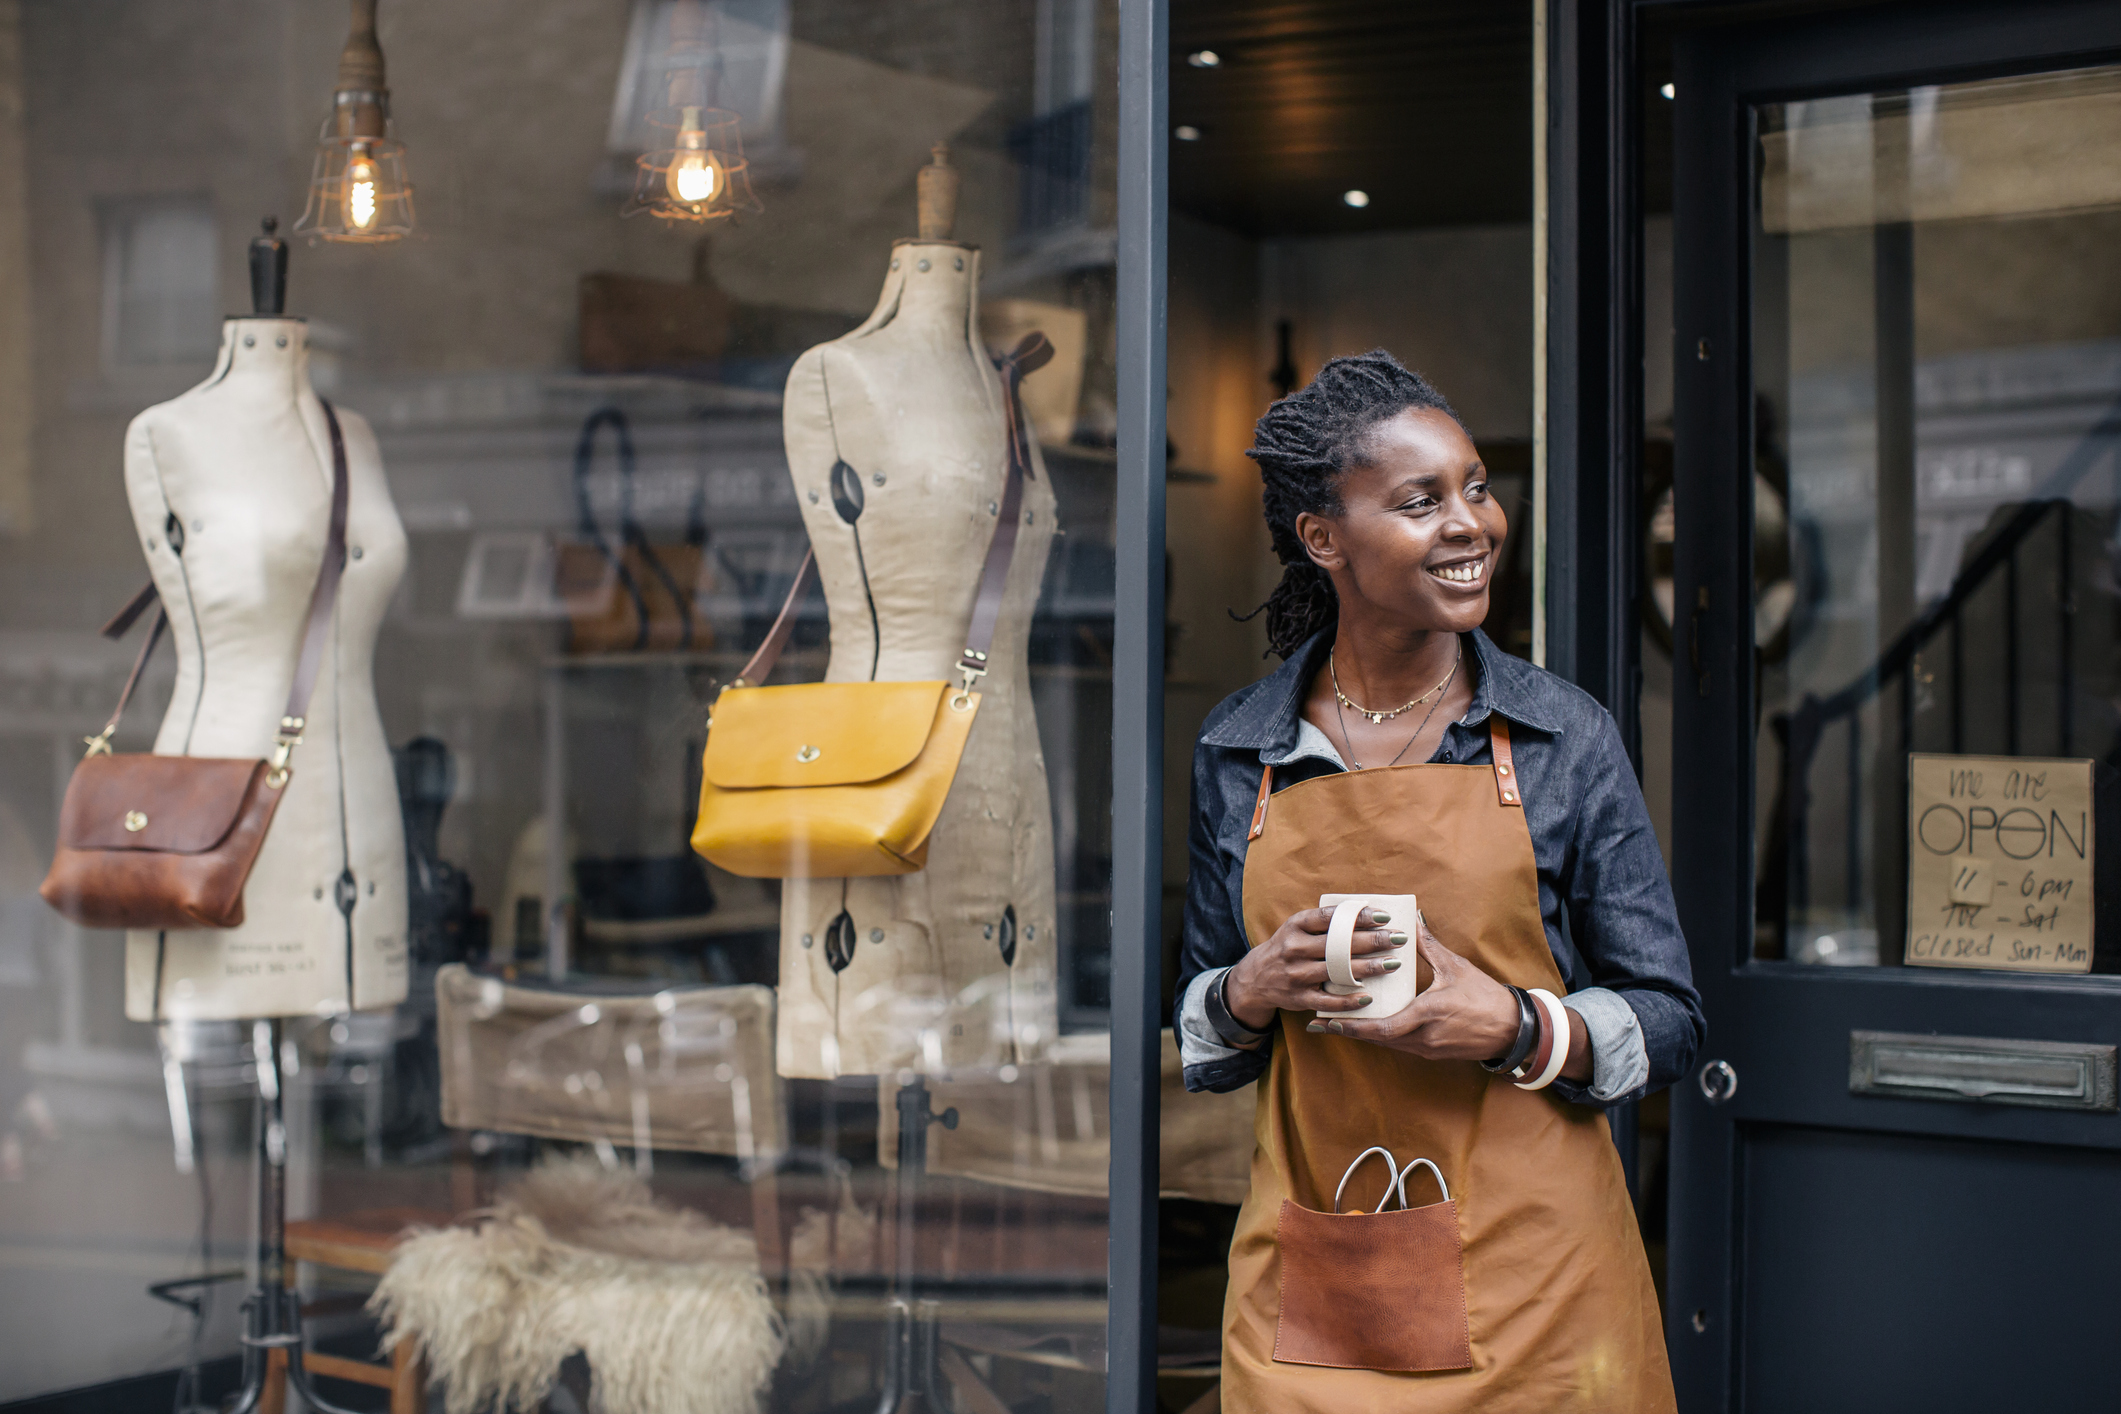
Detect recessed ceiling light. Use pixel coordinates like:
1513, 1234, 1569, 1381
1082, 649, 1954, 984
1174, 124, 1202, 142
1187, 49, 1220, 68
1342, 189, 1370, 208
1661, 82, 1676, 100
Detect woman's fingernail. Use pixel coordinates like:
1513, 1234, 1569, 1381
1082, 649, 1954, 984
1380, 960, 1402, 973
1327, 1020, 1346, 1034
1305, 1021, 1325, 1033
1388, 932, 1409, 946
1352, 995, 1372, 1006
1368, 909, 1392, 924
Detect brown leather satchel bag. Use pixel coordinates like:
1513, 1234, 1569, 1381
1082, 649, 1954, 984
39, 401, 352, 932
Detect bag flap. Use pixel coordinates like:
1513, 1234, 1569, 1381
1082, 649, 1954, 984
704, 681, 947, 788
58, 753, 266, 854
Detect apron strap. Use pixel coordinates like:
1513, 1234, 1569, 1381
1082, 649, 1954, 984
1247, 762, 1274, 841
1490, 717, 1521, 808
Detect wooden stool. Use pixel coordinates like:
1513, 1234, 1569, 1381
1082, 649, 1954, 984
258, 1207, 451, 1414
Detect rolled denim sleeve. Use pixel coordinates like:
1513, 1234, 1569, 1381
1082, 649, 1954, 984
1176, 734, 1271, 1094
1550, 708, 1704, 1105
1563, 987, 1650, 1102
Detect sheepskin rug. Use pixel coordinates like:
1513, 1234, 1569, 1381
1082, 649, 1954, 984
371, 1157, 784, 1414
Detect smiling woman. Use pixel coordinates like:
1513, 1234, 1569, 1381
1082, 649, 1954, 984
1176, 351, 1701, 1411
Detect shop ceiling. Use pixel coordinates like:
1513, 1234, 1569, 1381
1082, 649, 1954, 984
1170, 0, 1534, 238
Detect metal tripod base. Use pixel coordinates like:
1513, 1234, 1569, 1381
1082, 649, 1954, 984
210, 1020, 368, 1414
870, 1076, 957, 1414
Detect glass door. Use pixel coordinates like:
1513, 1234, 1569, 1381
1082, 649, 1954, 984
1668, 4, 2121, 1409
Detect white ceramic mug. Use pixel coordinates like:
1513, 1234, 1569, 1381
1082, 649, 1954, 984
1317, 893, 1421, 1020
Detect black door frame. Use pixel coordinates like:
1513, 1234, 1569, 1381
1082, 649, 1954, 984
1665, 2, 2121, 1409
1110, 2, 1167, 1413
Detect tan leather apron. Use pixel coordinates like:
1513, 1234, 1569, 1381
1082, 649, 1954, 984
1222, 719, 1674, 1413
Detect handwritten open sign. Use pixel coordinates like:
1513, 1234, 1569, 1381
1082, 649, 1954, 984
1907, 754, 2094, 974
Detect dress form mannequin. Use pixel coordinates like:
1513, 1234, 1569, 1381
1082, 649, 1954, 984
774, 150, 1058, 1078
120, 312, 409, 1020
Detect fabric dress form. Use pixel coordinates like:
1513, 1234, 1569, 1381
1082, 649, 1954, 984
121, 317, 410, 1020
774, 240, 1058, 1079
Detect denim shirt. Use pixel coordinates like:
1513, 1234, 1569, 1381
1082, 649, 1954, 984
1174, 628, 1703, 1108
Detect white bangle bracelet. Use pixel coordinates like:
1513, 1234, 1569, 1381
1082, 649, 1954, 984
1514, 988, 1571, 1091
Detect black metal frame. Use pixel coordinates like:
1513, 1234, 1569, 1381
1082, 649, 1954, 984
1546, 0, 1648, 760
1107, 2, 1167, 1414
1547, 0, 1664, 1202
1666, 3, 2121, 1409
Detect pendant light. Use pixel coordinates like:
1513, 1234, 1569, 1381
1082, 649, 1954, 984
294, 0, 415, 244
622, 0, 761, 224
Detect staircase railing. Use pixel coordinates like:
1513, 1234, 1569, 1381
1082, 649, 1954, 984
1771, 386, 2121, 931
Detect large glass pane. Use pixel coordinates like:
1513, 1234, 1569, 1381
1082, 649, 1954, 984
1753, 66, 2121, 972
0, 2, 1116, 1406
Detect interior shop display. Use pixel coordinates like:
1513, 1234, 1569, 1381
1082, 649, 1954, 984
295, 0, 415, 243
396, 736, 484, 973
434, 964, 784, 1163
875, 1030, 1256, 1206
373, 1159, 787, 1414
101, 228, 410, 1020
977, 297, 1088, 447
556, 407, 711, 653
699, 147, 1061, 1078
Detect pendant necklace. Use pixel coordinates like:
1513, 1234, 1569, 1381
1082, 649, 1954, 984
1331, 646, 1459, 723
1332, 643, 1462, 771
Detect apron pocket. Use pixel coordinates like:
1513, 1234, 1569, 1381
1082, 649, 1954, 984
1272, 1196, 1473, 1372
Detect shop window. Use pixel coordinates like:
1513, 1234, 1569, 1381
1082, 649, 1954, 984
99, 197, 218, 369
2, 2, 1120, 1408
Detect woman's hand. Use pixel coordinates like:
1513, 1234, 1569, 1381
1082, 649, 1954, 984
1222, 906, 1408, 1032
1311, 914, 1594, 1081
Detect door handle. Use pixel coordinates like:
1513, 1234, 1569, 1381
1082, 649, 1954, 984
1698, 1058, 1738, 1105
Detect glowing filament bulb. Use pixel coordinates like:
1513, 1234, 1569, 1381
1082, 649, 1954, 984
347, 147, 379, 230
673, 154, 716, 203
667, 106, 718, 205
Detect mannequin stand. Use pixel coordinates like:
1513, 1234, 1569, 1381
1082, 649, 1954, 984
206, 1019, 367, 1414
873, 1076, 957, 1414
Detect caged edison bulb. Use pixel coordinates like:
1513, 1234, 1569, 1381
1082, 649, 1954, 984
667, 106, 721, 206
345, 146, 380, 230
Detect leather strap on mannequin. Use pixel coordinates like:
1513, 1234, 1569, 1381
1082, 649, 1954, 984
733, 331, 1053, 692
84, 400, 352, 777
956, 331, 1052, 695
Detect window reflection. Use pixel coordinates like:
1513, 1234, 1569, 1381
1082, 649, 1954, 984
1752, 66, 2121, 972
0, 1, 1120, 1406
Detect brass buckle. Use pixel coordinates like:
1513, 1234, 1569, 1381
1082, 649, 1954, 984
82, 727, 115, 759
951, 659, 986, 713
266, 716, 305, 789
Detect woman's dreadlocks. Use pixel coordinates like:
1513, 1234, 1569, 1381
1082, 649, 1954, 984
1241, 349, 1467, 659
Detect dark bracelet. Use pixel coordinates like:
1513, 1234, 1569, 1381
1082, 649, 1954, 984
1205, 969, 1273, 1050
1480, 986, 1538, 1074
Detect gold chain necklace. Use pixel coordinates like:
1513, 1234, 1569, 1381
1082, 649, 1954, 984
1332, 645, 1462, 770
1329, 646, 1460, 724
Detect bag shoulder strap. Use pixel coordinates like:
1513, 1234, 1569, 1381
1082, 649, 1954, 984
85, 400, 352, 773
733, 332, 1054, 691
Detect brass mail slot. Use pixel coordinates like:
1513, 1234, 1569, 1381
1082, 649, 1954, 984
1849, 1031, 2117, 1113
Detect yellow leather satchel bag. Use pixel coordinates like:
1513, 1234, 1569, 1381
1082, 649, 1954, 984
691, 333, 1051, 879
